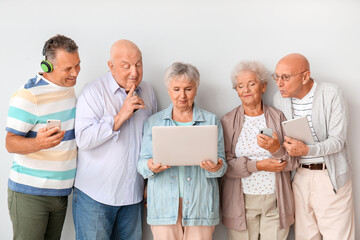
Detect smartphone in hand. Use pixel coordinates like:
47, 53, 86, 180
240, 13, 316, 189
259, 128, 273, 138
47, 120, 61, 131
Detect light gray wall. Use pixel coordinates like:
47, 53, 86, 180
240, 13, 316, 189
0, 0, 359, 239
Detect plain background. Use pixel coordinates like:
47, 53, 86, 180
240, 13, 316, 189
0, 0, 359, 239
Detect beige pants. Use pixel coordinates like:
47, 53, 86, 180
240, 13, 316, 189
292, 167, 355, 240
151, 198, 215, 240
227, 194, 289, 240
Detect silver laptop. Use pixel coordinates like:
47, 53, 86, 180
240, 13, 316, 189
152, 125, 218, 166
281, 116, 315, 145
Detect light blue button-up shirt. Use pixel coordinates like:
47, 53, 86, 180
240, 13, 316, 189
137, 104, 227, 226
74, 72, 157, 206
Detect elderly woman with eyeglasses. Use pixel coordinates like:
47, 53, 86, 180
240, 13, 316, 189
220, 61, 298, 240
137, 62, 227, 240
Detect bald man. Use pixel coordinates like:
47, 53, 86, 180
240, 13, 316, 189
273, 53, 355, 240
73, 40, 157, 239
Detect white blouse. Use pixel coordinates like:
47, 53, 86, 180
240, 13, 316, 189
235, 114, 276, 195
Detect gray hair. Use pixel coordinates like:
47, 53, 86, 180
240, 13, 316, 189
231, 61, 270, 89
43, 34, 78, 63
164, 62, 200, 88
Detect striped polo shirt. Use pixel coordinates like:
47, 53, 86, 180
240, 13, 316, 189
291, 80, 324, 164
6, 74, 77, 196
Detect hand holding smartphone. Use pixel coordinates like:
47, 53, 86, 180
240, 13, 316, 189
259, 128, 273, 138
47, 120, 61, 132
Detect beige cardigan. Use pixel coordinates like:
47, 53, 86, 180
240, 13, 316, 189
220, 104, 298, 231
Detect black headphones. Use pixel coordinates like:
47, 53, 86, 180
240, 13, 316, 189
40, 40, 54, 73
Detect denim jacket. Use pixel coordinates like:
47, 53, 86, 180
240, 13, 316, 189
137, 103, 227, 226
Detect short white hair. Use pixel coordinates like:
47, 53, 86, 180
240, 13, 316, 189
231, 61, 270, 89
164, 62, 200, 88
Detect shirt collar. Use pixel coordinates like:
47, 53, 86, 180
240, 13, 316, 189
161, 103, 205, 123
292, 79, 317, 101
36, 73, 71, 88
107, 71, 142, 95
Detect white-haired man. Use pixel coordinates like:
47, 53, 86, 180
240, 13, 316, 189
73, 39, 157, 239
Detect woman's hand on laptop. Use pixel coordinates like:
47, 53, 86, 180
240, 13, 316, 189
200, 159, 223, 173
147, 158, 171, 173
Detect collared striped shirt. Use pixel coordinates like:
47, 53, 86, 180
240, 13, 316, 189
291, 81, 324, 164
6, 74, 77, 196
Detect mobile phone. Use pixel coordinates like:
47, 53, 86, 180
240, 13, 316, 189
47, 120, 61, 131
259, 128, 273, 138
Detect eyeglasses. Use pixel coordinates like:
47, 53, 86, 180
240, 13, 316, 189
271, 70, 307, 82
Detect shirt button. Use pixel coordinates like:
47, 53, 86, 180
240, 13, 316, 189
186, 201, 190, 204
187, 177, 191, 181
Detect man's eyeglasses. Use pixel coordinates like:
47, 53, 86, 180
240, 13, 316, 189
271, 70, 307, 82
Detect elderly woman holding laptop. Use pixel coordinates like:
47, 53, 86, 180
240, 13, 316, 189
137, 62, 227, 240
220, 61, 298, 240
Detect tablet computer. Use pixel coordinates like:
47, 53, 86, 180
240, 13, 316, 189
152, 125, 218, 166
281, 116, 315, 145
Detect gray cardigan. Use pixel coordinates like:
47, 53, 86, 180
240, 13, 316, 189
273, 81, 352, 191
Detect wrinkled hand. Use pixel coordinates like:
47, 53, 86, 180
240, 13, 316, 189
113, 84, 146, 131
257, 131, 281, 153
283, 136, 309, 157
200, 159, 223, 173
147, 158, 170, 173
256, 158, 287, 172
35, 127, 65, 151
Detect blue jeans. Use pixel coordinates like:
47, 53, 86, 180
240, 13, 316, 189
72, 187, 143, 240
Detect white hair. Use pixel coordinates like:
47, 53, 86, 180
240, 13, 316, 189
164, 62, 200, 88
231, 61, 270, 89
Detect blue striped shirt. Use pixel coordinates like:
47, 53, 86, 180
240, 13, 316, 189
6, 74, 77, 196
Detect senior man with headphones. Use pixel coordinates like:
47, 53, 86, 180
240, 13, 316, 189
5, 34, 80, 240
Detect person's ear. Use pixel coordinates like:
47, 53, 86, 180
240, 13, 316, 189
108, 61, 113, 72
302, 71, 311, 85
262, 82, 267, 93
